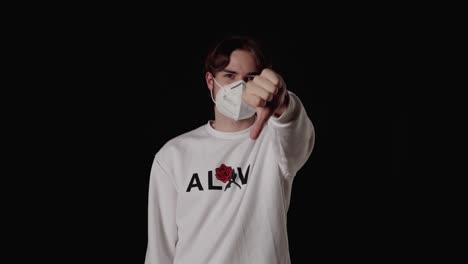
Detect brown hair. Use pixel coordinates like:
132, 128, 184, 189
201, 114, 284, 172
204, 35, 270, 76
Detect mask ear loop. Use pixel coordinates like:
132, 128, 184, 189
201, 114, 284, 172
210, 78, 223, 104
210, 89, 216, 104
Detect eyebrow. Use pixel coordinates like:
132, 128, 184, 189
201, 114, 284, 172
222, 69, 259, 76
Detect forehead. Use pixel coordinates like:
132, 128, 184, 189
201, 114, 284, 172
224, 50, 258, 74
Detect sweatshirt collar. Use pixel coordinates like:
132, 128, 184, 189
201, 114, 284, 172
204, 120, 252, 140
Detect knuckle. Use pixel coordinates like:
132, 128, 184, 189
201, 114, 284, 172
266, 84, 275, 94
261, 68, 271, 75
272, 78, 280, 86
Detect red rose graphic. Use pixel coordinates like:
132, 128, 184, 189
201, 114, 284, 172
215, 164, 233, 183
215, 163, 242, 191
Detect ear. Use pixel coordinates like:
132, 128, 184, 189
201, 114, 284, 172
205, 72, 214, 91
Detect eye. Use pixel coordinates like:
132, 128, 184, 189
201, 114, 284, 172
246, 76, 255, 81
224, 73, 235, 79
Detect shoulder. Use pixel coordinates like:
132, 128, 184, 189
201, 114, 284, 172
154, 123, 208, 163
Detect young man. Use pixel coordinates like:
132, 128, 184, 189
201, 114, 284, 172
145, 35, 315, 264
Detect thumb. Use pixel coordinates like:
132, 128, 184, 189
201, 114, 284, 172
250, 108, 271, 140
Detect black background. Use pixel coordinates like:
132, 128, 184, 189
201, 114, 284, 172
23, 25, 409, 263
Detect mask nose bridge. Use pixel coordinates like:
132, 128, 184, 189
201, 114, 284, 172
229, 82, 244, 90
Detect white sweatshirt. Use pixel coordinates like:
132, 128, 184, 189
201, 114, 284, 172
145, 92, 315, 264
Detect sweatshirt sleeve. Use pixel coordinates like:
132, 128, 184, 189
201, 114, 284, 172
145, 157, 178, 264
268, 91, 315, 177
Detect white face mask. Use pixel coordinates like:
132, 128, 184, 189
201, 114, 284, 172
210, 78, 256, 121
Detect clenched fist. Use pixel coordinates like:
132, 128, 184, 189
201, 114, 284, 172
243, 68, 289, 140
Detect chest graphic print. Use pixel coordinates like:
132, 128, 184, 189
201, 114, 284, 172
186, 164, 251, 192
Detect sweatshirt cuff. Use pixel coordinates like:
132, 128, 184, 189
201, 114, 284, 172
269, 91, 298, 125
